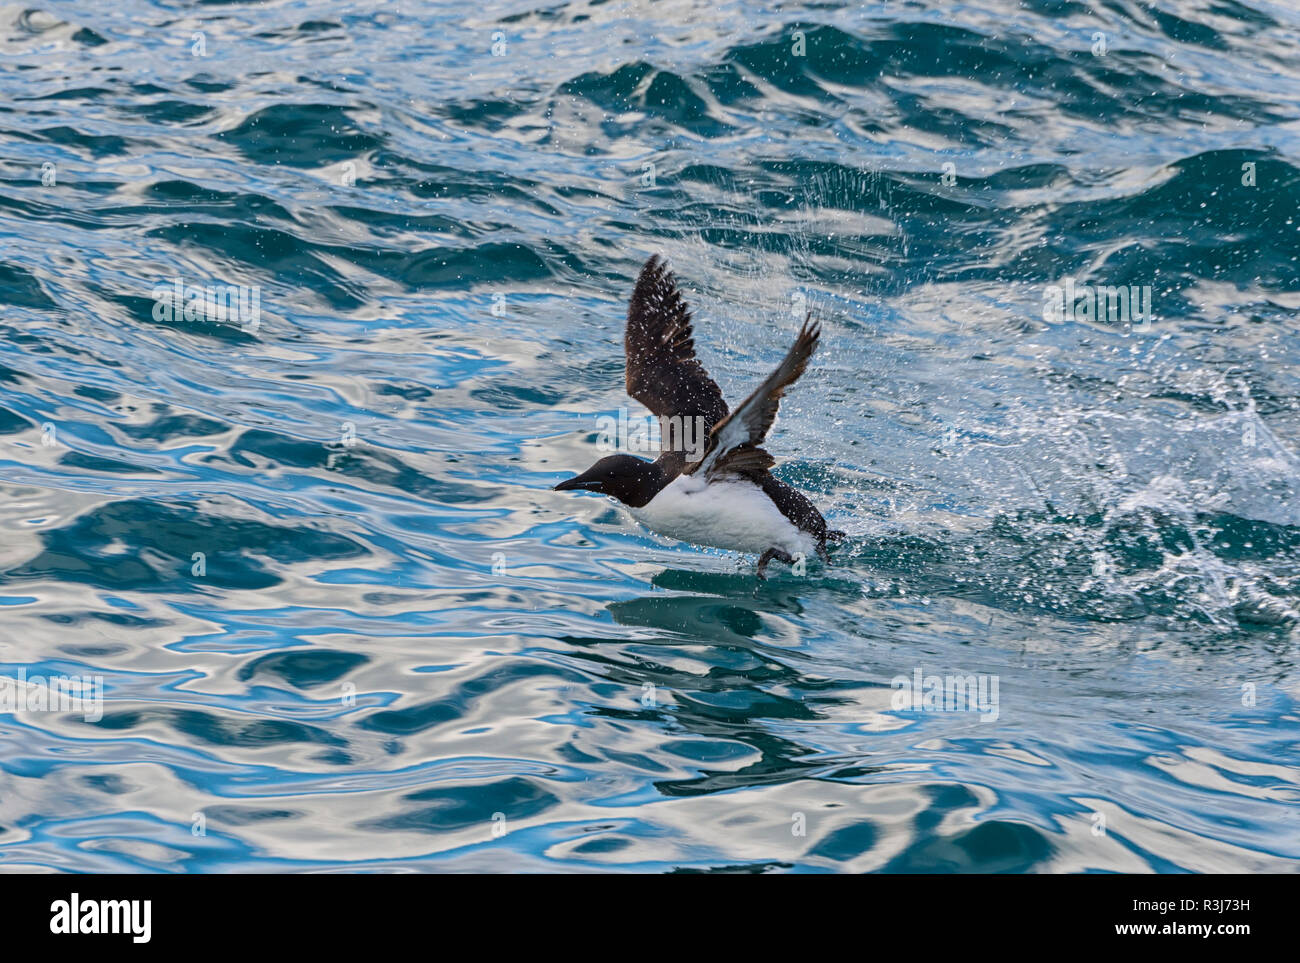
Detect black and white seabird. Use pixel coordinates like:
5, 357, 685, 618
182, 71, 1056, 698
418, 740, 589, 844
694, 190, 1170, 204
555, 255, 844, 577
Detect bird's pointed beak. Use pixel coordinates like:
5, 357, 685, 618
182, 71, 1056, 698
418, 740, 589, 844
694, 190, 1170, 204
554, 474, 598, 492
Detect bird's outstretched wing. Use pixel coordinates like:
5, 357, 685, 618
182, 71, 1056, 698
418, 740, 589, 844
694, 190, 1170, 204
625, 256, 729, 438
688, 315, 820, 480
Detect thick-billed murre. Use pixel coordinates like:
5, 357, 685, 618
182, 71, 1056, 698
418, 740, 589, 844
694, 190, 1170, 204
554, 255, 844, 578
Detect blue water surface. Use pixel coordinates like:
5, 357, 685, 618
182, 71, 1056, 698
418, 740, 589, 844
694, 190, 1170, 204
1, 0, 1299, 872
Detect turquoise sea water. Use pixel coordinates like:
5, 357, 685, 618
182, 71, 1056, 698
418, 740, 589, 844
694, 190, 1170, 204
1, 0, 1299, 872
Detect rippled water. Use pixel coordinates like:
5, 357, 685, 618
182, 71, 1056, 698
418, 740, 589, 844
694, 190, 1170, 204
1, 0, 1298, 872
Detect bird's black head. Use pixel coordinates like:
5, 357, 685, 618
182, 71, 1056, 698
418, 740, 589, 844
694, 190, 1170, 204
553, 454, 665, 508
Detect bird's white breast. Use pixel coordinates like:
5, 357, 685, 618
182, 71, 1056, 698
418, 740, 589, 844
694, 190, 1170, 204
629, 475, 815, 557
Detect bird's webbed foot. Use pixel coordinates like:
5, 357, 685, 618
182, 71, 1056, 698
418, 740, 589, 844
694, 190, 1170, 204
756, 547, 796, 579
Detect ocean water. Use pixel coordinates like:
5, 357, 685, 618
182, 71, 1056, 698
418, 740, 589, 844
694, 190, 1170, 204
1, 0, 1298, 873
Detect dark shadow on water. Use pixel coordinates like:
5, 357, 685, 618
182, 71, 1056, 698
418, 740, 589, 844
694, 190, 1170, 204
557, 568, 886, 799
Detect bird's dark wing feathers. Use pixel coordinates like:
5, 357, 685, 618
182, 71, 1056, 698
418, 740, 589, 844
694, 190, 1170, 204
690, 315, 821, 480
624, 255, 729, 433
